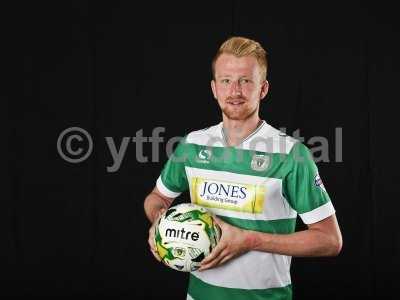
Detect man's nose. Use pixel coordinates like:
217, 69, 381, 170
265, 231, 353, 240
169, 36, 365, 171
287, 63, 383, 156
230, 80, 242, 96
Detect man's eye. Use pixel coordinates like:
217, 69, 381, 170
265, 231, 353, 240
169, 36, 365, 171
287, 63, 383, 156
221, 79, 230, 84
240, 78, 250, 84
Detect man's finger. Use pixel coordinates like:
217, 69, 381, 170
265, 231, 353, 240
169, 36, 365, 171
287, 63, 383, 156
212, 215, 223, 225
151, 248, 162, 262
148, 238, 156, 250
199, 250, 226, 271
148, 236, 159, 258
218, 253, 234, 267
157, 208, 166, 220
201, 243, 225, 265
148, 229, 156, 245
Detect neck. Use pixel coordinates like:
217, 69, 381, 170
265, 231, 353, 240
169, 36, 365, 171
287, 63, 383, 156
222, 113, 262, 146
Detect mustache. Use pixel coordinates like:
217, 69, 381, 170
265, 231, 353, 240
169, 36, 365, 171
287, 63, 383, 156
226, 96, 247, 101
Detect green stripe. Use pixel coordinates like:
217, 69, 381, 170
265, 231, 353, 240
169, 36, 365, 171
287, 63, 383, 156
183, 143, 291, 179
218, 216, 296, 234
188, 274, 292, 300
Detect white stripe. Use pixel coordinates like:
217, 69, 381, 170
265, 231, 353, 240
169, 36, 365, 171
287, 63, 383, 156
156, 176, 181, 198
186, 124, 224, 147
299, 201, 335, 224
186, 294, 194, 300
185, 167, 297, 221
192, 251, 291, 289
185, 122, 297, 154
241, 123, 297, 154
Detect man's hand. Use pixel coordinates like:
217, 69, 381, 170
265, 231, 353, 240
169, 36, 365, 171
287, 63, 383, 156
199, 216, 251, 271
148, 208, 166, 262
196, 213, 342, 271
144, 186, 174, 262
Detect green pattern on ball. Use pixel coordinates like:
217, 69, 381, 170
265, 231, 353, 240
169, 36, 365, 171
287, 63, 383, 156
155, 223, 177, 261
170, 209, 219, 247
155, 204, 221, 272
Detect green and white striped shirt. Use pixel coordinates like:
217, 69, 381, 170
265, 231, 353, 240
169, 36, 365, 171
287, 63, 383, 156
156, 120, 335, 300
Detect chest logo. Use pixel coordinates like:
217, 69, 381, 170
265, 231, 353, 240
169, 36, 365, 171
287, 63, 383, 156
197, 149, 212, 163
251, 154, 270, 172
190, 177, 265, 213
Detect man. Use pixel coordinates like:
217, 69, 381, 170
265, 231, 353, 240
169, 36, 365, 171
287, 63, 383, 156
144, 36, 342, 300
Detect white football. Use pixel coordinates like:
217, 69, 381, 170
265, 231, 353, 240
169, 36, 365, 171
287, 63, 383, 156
154, 203, 220, 272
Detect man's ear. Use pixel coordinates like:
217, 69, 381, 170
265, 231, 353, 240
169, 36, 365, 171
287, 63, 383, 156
211, 80, 217, 100
260, 80, 269, 100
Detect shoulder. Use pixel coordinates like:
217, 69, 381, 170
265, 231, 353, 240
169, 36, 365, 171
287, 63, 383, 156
184, 123, 224, 147
245, 122, 299, 154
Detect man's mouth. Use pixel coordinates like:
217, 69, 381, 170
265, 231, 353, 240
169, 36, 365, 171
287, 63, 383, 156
227, 100, 245, 106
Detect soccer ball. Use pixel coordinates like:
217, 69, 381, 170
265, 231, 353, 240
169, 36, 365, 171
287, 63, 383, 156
154, 203, 220, 272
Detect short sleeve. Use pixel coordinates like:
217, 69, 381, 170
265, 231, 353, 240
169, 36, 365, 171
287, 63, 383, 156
283, 142, 335, 224
156, 137, 189, 198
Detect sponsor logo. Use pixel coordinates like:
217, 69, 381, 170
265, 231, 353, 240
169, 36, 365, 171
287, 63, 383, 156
165, 227, 200, 241
197, 149, 212, 164
251, 154, 270, 172
314, 174, 326, 192
191, 177, 265, 213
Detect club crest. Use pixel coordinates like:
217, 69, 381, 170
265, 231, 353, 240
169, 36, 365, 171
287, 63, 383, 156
251, 154, 270, 171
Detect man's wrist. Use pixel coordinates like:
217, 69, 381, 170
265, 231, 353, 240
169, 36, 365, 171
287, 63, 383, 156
244, 230, 259, 251
244, 230, 272, 251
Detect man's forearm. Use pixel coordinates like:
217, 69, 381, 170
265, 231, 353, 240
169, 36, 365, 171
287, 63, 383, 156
144, 191, 172, 223
247, 229, 340, 257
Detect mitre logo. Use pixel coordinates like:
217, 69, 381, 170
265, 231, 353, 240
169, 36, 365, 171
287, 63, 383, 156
165, 227, 200, 241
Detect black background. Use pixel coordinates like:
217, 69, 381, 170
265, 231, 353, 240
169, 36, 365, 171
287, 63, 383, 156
5, 0, 400, 299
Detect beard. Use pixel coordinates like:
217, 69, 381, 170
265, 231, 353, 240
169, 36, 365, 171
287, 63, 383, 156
221, 96, 259, 121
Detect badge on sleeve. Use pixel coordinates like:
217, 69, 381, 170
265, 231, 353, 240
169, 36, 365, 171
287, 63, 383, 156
314, 173, 327, 192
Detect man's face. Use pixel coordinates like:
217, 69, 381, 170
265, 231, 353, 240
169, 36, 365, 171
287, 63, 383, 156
211, 53, 268, 121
